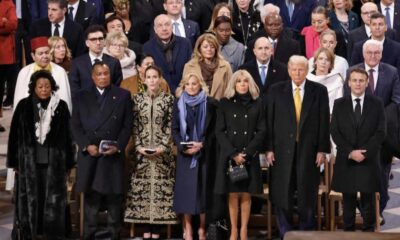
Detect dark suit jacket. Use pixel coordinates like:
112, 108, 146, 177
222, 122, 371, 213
350, 38, 400, 74
143, 36, 192, 93
30, 17, 86, 58
377, 0, 400, 31
182, 18, 200, 47
72, 86, 133, 194
71, 0, 98, 31
69, 53, 123, 98
383, 103, 400, 160
331, 95, 386, 193
185, 0, 213, 33
345, 63, 400, 106
328, 10, 360, 33
239, 58, 289, 104
264, 0, 315, 31
87, 0, 104, 24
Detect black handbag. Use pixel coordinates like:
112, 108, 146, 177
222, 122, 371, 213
228, 160, 248, 183
207, 219, 229, 240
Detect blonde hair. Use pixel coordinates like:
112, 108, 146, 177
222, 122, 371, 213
328, 0, 353, 11
208, 3, 232, 31
105, 31, 128, 49
320, 29, 337, 43
224, 70, 260, 100
193, 33, 223, 62
313, 47, 335, 72
175, 72, 209, 98
288, 55, 309, 71
48, 36, 72, 61
113, 0, 129, 9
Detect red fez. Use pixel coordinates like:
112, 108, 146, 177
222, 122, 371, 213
31, 37, 49, 53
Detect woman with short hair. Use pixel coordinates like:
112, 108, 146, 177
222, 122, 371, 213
48, 36, 73, 72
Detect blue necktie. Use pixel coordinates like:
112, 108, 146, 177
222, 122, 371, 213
173, 22, 181, 37
287, 1, 294, 21
260, 65, 267, 85
385, 7, 392, 28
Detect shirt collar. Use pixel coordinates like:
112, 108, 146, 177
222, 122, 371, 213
172, 17, 183, 25
365, 63, 379, 73
53, 16, 65, 27
365, 25, 371, 37
68, 1, 79, 9
381, 2, 394, 10
89, 51, 103, 62
292, 80, 306, 91
256, 59, 270, 68
351, 93, 365, 102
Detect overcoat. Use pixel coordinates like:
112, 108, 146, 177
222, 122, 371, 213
0, 0, 17, 65
266, 80, 330, 210
331, 95, 386, 193
7, 96, 74, 239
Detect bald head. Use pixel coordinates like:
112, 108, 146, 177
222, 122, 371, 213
154, 14, 173, 41
264, 13, 283, 39
360, 2, 378, 25
253, 37, 273, 64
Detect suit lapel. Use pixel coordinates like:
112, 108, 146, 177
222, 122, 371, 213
345, 95, 357, 128
93, 86, 119, 131
359, 95, 372, 128
299, 80, 314, 132
375, 64, 385, 97
283, 82, 296, 125
74, 1, 85, 23
182, 19, 190, 36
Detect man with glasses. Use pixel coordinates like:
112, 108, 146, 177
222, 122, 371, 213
69, 25, 122, 98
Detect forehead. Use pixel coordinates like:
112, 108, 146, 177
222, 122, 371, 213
289, 62, 307, 69
317, 52, 328, 58
350, 72, 367, 80
362, 3, 378, 11
365, 44, 380, 51
254, 38, 270, 48
312, 13, 327, 20
93, 65, 109, 73
88, 31, 104, 38
108, 19, 123, 25
36, 77, 51, 84
35, 46, 50, 53
265, 16, 281, 24
155, 16, 171, 25
321, 34, 335, 41
371, 17, 385, 23
48, 2, 61, 10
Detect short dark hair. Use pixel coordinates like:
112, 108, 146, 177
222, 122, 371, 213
47, 0, 67, 9
28, 70, 59, 94
144, 65, 163, 78
349, 68, 369, 80
136, 53, 154, 66
85, 25, 106, 40
214, 15, 232, 29
104, 15, 126, 32
370, 12, 385, 22
91, 61, 110, 74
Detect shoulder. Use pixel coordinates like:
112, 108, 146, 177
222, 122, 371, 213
366, 94, 384, 108
380, 62, 398, 75
207, 97, 218, 107
218, 58, 231, 69
50, 62, 67, 73
111, 86, 130, 98
103, 53, 119, 64
306, 79, 327, 91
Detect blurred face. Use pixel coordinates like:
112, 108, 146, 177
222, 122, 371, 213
253, 38, 273, 64
235, 75, 249, 94
114, 3, 129, 18
363, 44, 382, 68
320, 34, 337, 51
348, 72, 369, 97
200, 40, 216, 61
154, 15, 173, 42
106, 19, 124, 33
381, 0, 394, 6
35, 78, 52, 100
288, 62, 307, 86
215, 22, 232, 45
145, 69, 161, 93
53, 40, 66, 61
333, 0, 346, 9
315, 52, 331, 75
92, 64, 111, 89
360, 3, 378, 25
138, 56, 155, 78
370, 17, 387, 40
217, 6, 231, 17
264, 15, 283, 39
48, 3, 66, 23
311, 13, 329, 33
86, 31, 105, 55
32, 46, 51, 68
236, 0, 251, 12
184, 76, 202, 96
108, 40, 125, 59
164, 0, 183, 16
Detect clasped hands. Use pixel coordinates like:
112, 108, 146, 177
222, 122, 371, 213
265, 151, 326, 167
137, 147, 164, 157
87, 144, 118, 157
349, 149, 366, 162
183, 142, 203, 155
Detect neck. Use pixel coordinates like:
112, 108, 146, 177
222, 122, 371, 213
204, 58, 212, 64
169, 14, 180, 21
239, 6, 249, 13
54, 58, 63, 63
68, 0, 79, 4
90, 51, 102, 58
335, 8, 346, 14
372, 35, 384, 41
316, 69, 328, 76
258, 59, 269, 65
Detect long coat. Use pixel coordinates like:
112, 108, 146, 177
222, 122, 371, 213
171, 97, 218, 214
72, 86, 133, 194
7, 96, 74, 239
183, 58, 232, 100
0, 0, 17, 65
266, 80, 330, 210
214, 96, 266, 195
331, 95, 386, 193
124, 91, 178, 224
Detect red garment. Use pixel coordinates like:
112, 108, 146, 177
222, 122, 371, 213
0, 0, 17, 65
301, 26, 320, 59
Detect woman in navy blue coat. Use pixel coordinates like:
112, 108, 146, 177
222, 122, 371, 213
172, 72, 218, 240
327, 0, 360, 43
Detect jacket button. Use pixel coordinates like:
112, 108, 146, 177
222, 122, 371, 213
244, 114, 248, 118
233, 131, 237, 135
290, 134, 293, 138
244, 131, 247, 135
234, 114, 237, 118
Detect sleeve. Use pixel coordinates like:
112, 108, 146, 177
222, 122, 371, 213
158, 95, 174, 152
244, 100, 267, 157
70, 95, 91, 152
215, 100, 238, 158
6, 101, 23, 169
390, 69, 400, 104
317, 86, 331, 153
116, 92, 134, 151
265, 87, 275, 151
68, 61, 81, 98
133, 96, 143, 151
0, 2, 17, 34
113, 60, 123, 86
330, 100, 353, 156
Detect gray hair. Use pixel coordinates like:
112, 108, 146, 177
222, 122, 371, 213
362, 39, 383, 53
288, 55, 309, 71
259, 3, 280, 24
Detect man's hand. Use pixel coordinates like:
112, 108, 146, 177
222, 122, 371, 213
233, 153, 246, 165
87, 145, 100, 157
102, 145, 118, 156
350, 150, 367, 162
183, 142, 203, 155
315, 152, 326, 167
266, 151, 275, 167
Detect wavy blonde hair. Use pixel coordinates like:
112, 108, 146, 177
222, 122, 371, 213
313, 47, 335, 73
192, 33, 223, 62
48, 36, 72, 61
224, 70, 260, 100
175, 72, 209, 98
328, 0, 353, 11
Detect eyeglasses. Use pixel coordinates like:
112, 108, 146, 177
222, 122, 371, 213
361, 11, 375, 15
365, 51, 381, 56
111, 43, 125, 49
88, 37, 105, 42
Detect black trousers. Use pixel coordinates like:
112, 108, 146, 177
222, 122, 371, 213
342, 192, 375, 232
83, 190, 123, 240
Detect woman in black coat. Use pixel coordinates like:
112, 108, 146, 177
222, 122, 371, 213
7, 70, 75, 239
172, 72, 218, 240
215, 69, 266, 240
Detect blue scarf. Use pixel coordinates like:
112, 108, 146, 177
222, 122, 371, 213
177, 90, 207, 168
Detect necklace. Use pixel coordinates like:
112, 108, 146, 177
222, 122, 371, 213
238, 11, 252, 49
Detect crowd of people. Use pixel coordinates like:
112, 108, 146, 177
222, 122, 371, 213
1, 0, 400, 239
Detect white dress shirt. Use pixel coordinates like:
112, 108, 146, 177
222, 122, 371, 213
68, 1, 80, 20
89, 52, 104, 65
291, 80, 306, 100
351, 93, 365, 113
381, 2, 394, 28
256, 59, 270, 80
172, 18, 186, 38
51, 17, 66, 37
365, 25, 371, 38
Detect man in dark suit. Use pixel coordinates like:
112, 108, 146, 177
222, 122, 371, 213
331, 68, 386, 231
163, 0, 200, 48
266, 55, 330, 238
350, 12, 400, 74
377, 0, 400, 30
240, 37, 289, 104
246, 14, 302, 65
143, 14, 192, 93
30, 0, 86, 58
69, 25, 123, 98
345, 39, 400, 224
185, 0, 213, 33
67, 0, 98, 31
72, 62, 133, 240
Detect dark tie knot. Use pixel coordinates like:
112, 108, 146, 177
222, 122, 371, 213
355, 98, 361, 103
69, 6, 74, 11
368, 69, 374, 74
55, 23, 60, 28
386, 7, 390, 11
94, 58, 101, 63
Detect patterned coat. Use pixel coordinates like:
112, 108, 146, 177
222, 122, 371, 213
124, 90, 178, 224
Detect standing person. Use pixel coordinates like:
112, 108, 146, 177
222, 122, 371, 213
207, 2, 232, 31
7, 70, 74, 239
72, 62, 133, 240
183, 33, 232, 100
215, 70, 265, 240
124, 65, 177, 240
266, 55, 330, 238
67, 0, 98, 31
327, 0, 360, 44
48, 36, 73, 72
172, 72, 218, 240
331, 68, 386, 231
0, 0, 17, 131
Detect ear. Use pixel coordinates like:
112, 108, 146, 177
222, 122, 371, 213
31, 52, 35, 61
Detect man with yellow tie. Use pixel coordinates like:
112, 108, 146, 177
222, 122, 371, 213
265, 55, 330, 238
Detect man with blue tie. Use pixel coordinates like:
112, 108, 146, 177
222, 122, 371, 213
377, 0, 400, 30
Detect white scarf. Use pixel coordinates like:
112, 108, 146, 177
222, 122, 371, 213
35, 94, 60, 144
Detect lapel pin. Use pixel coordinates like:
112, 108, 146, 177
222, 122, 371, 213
113, 96, 116, 100
273, 69, 276, 73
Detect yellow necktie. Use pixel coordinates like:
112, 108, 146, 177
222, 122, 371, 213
294, 87, 302, 139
